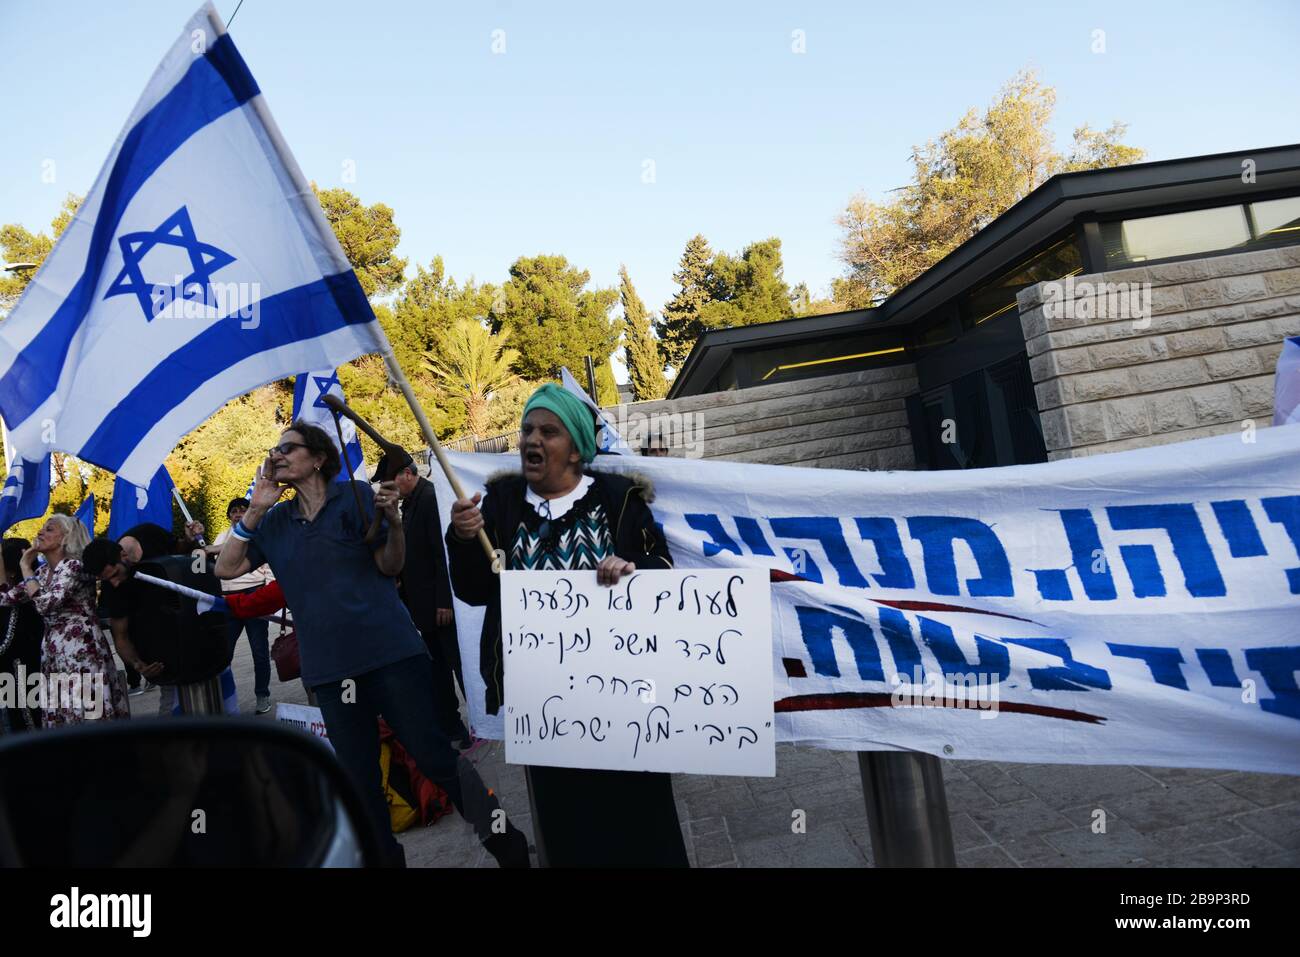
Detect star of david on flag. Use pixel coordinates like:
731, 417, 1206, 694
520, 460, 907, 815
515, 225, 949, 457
0, 3, 391, 489
291, 369, 368, 483
103, 206, 236, 320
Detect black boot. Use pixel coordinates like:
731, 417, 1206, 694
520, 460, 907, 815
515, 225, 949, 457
483, 823, 531, 868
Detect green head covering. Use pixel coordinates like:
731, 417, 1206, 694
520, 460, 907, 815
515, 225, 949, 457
522, 383, 597, 464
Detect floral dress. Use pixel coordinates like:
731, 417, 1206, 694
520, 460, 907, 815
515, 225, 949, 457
0, 559, 130, 727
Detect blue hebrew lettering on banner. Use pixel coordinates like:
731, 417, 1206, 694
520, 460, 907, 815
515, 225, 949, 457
906, 516, 1013, 597
437, 425, 1300, 774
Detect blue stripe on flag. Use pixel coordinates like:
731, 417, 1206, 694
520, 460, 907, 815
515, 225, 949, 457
0, 35, 259, 426
291, 374, 308, 415
80, 272, 373, 471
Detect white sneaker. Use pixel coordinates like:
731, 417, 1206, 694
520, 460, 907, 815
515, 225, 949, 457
255, 695, 272, 715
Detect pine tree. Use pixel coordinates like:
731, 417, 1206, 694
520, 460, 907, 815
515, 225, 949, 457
656, 234, 714, 372
620, 265, 666, 401
491, 254, 621, 406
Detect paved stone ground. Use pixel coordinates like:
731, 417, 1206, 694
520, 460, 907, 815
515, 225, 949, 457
130, 631, 1300, 868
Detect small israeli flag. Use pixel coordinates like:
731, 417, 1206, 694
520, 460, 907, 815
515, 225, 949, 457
0, 421, 51, 537
74, 492, 96, 538
0, 3, 387, 487
291, 369, 368, 482
106, 465, 176, 541
559, 366, 632, 455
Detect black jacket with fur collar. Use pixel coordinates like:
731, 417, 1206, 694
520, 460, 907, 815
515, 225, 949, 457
445, 468, 672, 715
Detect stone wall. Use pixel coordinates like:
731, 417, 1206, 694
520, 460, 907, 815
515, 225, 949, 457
1017, 245, 1300, 459
605, 364, 918, 470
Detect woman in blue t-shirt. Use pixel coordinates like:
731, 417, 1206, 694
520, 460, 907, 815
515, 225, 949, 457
215, 421, 529, 868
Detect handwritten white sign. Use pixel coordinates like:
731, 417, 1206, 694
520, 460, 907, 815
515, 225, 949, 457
501, 569, 775, 776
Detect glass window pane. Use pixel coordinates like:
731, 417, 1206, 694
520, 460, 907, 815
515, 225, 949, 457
743, 334, 906, 386
1250, 197, 1300, 241
1101, 206, 1250, 266
964, 237, 1082, 327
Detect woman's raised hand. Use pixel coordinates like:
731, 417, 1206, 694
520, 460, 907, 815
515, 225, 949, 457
250, 456, 287, 514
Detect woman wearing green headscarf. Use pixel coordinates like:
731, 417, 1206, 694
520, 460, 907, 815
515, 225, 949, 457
446, 383, 688, 867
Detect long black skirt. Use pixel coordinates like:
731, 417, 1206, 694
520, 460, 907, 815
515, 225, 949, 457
525, 764, 689, 868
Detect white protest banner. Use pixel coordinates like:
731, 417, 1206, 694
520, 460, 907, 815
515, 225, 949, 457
434, 424, 1300, 775
274, 703, 332, 751
501, 569, 775, 776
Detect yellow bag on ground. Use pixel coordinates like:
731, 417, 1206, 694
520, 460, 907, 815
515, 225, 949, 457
379, 740, 419, 833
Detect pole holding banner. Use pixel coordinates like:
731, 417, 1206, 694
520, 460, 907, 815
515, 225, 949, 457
858, 751, 956, 867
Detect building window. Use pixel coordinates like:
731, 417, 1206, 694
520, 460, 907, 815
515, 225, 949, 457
1101, 205, 1250, 266
1250, 196, 1300, 242
1100, 195, 1300, 268
736, 334, 907, 387
961, 236, 1082, 329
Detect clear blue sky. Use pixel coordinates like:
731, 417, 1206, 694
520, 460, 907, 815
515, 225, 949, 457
3, 0, 1298, 348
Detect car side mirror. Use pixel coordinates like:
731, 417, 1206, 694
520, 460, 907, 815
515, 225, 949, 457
0, 719, 387, 867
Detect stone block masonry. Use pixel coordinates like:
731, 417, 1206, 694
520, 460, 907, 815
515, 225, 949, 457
1018, 246, 1300, 459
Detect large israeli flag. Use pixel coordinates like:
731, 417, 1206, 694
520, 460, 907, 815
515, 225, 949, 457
291, 369, 368, 482
0, 3, 387, 487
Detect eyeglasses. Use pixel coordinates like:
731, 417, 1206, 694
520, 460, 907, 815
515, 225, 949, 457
268, 442, 308, 457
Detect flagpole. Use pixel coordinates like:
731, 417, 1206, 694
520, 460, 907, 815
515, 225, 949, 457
379, 348, 501, 573
205, 7, 498, 572
171, 486, 205, 546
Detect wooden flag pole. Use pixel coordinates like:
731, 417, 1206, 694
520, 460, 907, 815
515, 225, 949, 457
380, 347, 501, 573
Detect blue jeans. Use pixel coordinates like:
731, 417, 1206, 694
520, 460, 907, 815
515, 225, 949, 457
314, 654, 503, 861
225, 599, 270, 699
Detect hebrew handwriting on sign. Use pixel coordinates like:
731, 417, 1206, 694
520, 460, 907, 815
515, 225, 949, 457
502, 569, 775, 777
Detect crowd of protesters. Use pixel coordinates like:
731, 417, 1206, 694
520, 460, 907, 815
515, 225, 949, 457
0, 382, 685, 867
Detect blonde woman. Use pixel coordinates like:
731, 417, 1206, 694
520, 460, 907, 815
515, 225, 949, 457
0, 514, 129, 726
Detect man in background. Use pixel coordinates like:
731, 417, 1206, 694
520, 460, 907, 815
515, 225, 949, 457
85, 521, 223, 716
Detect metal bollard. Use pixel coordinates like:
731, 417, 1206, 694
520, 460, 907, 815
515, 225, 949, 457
176, 676, 224, 715
858, 751, 956, 867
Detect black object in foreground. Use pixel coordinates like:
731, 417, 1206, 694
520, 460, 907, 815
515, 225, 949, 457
0, 718, 386, 867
